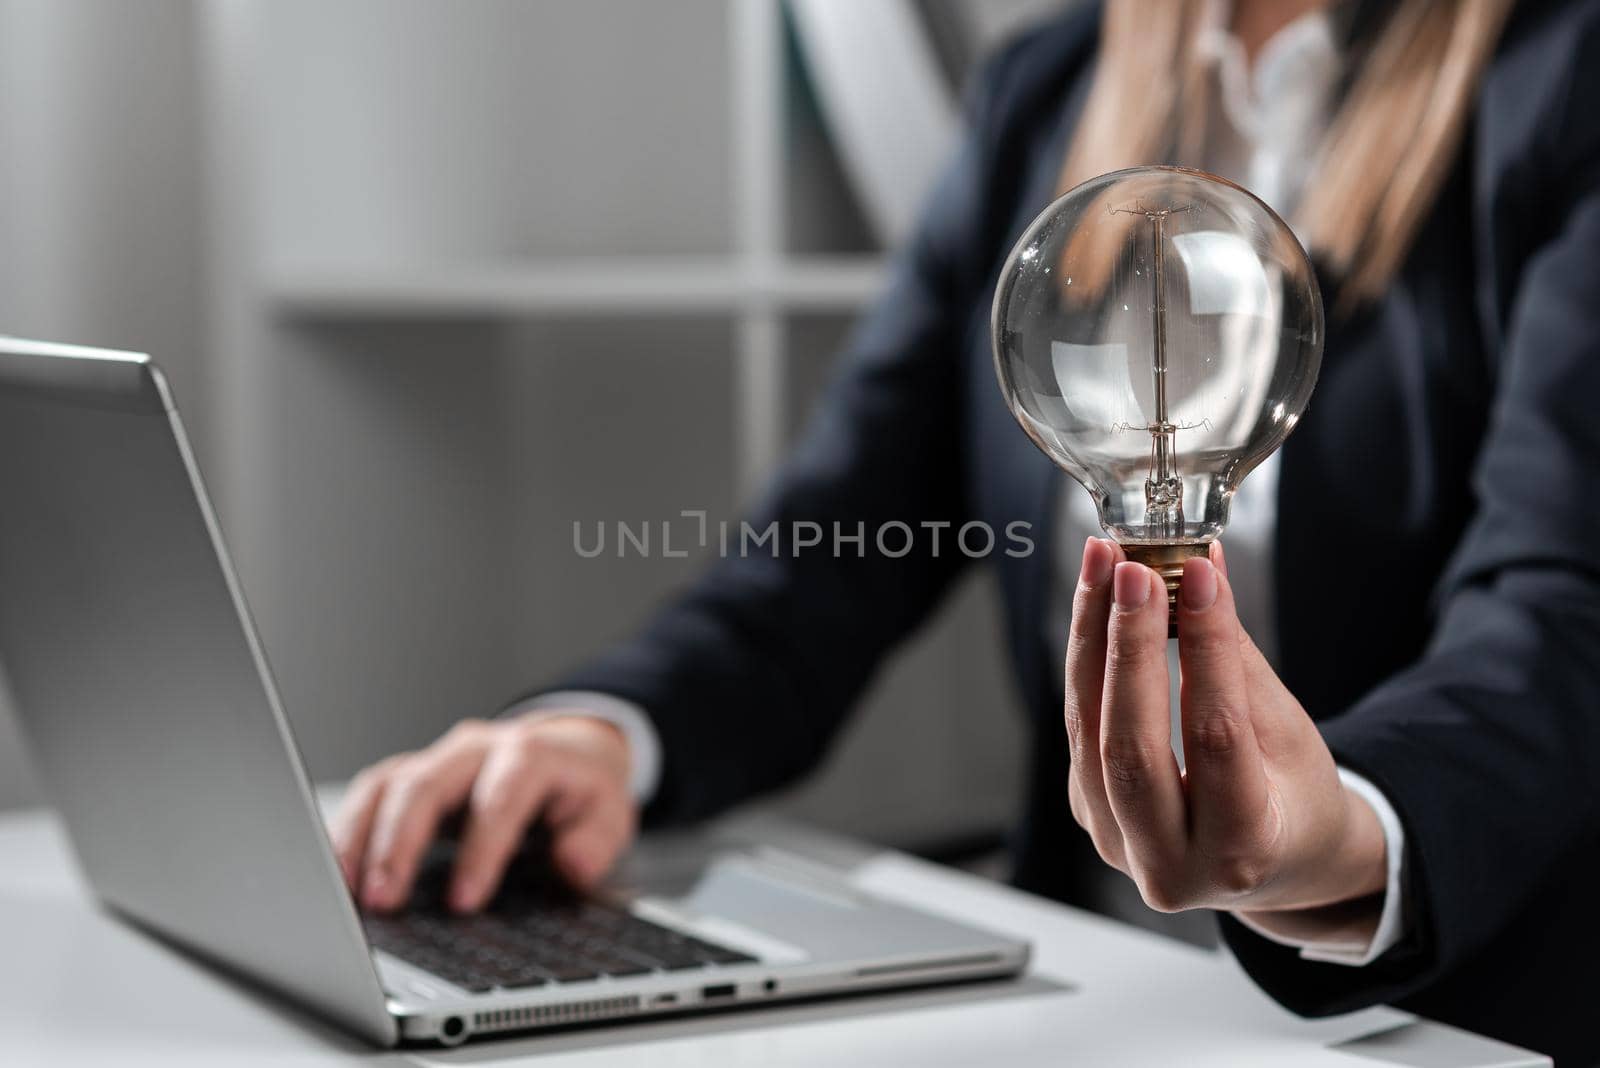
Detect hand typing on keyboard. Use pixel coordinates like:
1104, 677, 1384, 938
329, 714, 637, 914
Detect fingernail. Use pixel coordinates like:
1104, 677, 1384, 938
560, 846, 590, 880
1081, 537, 1113, 587
362, 869, 389, 908
557, 845, 600, 889
1210, 540, 1227, 577
450, 876, 480, 913
1181, 558, 1217, 610
1113, 562, 1149, 610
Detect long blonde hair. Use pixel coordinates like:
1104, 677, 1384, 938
1057, 0, 1515, 307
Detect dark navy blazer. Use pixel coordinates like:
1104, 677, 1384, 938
545, 1, 1600, 1058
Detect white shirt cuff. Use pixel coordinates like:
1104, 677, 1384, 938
502, 691, 663, 804
1232, 767, 1408, 966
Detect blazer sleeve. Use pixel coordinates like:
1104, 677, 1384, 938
522, 56, 1024, 826
1221, 32, 1600, 1012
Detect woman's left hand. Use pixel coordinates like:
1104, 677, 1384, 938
1064, 537, 1388, 922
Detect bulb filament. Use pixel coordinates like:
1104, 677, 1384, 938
1111, 200, 1194, 539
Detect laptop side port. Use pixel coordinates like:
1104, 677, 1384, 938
701, 983, 737, 1000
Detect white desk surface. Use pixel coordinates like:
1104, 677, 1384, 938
0, 804, 1545, 1068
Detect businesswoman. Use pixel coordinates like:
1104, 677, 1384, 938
334, 0, 1600, 1058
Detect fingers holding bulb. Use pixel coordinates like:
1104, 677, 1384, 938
1101, 562, 1187, 898
1176, 557, 1276, 893
1064, 537, 1128, 872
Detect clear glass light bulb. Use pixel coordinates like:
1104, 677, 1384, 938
992, 166, 1323, 625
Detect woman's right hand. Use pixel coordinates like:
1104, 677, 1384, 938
329, 713, 637, 914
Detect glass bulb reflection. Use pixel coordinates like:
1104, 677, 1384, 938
992, 166, 1322, 582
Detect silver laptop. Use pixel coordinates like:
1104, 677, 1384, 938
0, 337, 1029, 1047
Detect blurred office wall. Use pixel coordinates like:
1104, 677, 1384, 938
0, 0, 1062, 852
0, 0, 209, 807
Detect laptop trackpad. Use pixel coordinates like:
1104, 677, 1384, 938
666, 855, 973, 962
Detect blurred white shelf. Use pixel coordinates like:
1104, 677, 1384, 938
787, 0, 958, 246
268, 255, 887, 319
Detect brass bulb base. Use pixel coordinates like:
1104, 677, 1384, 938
1122, 542, 1210, 638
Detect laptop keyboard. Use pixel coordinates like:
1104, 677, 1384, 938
362, 847, 755, 993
